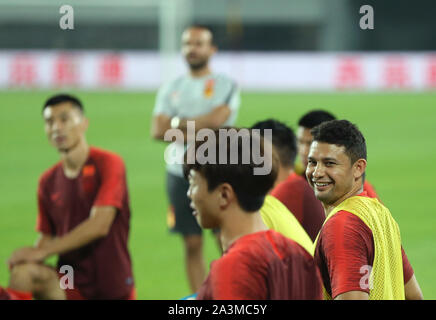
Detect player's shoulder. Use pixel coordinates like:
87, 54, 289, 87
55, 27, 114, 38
272, 173, 305, 195
226, 232, 270, 257
324, 210, 362, 229
39, 161, 62, 186
211, 73, 238, 87
161, 75, 186, 89
89, 146, 125, 167
321, 210, 372, 243
267, 229, 311, 256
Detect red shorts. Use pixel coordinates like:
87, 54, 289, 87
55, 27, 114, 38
6, 288, 33, 300
57, 271, 136, 300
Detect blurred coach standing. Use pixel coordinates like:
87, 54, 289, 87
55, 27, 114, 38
151, 25, 241, 293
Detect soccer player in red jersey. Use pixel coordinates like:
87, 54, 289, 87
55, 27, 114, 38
184, 128, 322, 300
7, 94, 135, 300
272, 110, 379, 241
0, 287, 32, 300
306, 120, 423, 300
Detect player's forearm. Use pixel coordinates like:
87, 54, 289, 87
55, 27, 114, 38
180, 105, 231, 132
41, 219, 107, 258
151, 115, 172, 141
154, 105, 230, 143
35, 234, 55, 250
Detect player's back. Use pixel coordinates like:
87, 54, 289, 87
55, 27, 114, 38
198, 230, 322, 300
261, 230, 322, 300
260, 195, 313, 255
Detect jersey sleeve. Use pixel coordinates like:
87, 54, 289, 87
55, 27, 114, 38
321, 211, 374, 299
213, 78, 240, 125
209, 251, 266, 299
93, 154, 127, 211
36, 177, 54, 235
152, 82, 175, 117
402, 247, 414, 284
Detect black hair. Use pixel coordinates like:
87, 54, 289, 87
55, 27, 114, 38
298, 110, 336, 129
42, 94, 84, 114
311, 120, 367, 165
251, 119, 297, 168
183, 128, 279, 212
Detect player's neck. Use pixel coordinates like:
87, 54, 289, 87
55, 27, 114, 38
189, 66, 211, 78
60, 138, 90, 179
323, 182, 364, 217
219, 209, 268, 252
273, 166, 293, 189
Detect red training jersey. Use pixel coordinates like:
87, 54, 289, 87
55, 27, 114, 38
36, 147, 133, 299
271, 172, 325, 241
0, 287, 32, 300
314, 191, 414, 299
363, 180, 380, 200
197, 230, 323, 300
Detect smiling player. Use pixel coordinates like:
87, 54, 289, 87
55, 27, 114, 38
307, 119, 423, 300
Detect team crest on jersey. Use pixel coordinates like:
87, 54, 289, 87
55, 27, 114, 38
204, 79, 215, 98
82, 165, 95, 177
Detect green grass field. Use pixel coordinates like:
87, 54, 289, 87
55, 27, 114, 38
0, 91, 435, 299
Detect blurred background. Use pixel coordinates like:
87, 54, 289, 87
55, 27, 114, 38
0, 0, 435, 299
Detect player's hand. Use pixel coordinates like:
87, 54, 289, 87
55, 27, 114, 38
7, 247, 47, 268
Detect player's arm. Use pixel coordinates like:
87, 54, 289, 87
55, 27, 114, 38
40, 206, 116, 257
151, 105, 231, 141
401, 247, 424, 300
322, 211, 374, 300
35, 233, 54, 249
335, 291, 369, 300
9, 206, 117, 267
404, 274, 423, 300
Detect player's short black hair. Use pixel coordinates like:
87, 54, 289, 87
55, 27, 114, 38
183, 128, 279, 212
42, 94, 84, 114
251, 119, 297, 168
298, 110, 336, 129
311, 120, 367, 165
186, 24, 216, 46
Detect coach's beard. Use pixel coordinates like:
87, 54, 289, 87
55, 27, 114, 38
188, 60, 208, 71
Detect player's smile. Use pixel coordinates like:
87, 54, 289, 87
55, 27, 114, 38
312, 179, 334, 192
190, 202, 198, 217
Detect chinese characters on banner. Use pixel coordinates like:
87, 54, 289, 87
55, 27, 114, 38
2, 51, 436, 91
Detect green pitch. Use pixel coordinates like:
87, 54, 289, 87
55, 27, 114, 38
0, 91, 435, 299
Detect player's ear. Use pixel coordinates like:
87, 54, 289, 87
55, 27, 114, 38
353, 159, 367, 180
218, 183, 233, 209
